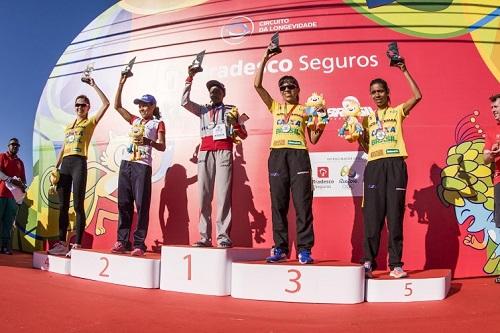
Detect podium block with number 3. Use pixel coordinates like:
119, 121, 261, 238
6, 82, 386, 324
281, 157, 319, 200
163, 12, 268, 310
231, 260, 365, 304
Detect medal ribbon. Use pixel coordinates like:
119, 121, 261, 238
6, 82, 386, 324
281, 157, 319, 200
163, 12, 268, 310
209, 104, 223, 125
374, 107, 388, 129
283, 104, 298, 124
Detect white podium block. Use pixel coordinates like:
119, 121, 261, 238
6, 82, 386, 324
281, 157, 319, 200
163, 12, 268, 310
70, 249, 161, 288
160, 246, 269, 296
32, 251, 71, 275
231, 260, 365, 304
365, 269, 451, 302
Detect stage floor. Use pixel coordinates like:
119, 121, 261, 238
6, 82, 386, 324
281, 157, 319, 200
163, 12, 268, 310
0, 252, 498, 332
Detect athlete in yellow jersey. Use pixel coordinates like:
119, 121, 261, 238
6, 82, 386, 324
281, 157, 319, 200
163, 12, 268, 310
359, 61, 422, 279
48, 78, 110, 256
255, 48, 325, 264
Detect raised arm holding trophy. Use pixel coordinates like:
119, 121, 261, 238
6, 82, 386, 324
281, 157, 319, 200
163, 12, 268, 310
386, 41, 405, 67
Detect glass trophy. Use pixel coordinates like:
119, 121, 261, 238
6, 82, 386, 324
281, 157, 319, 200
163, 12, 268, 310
81, 63, 94, 84
122, 56, 136, 78
190, 50, 205, 74
386, 41, 405, 67
267, 32, 282, 55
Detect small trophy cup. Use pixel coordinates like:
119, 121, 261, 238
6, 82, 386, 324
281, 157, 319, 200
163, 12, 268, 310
267, 32, 282, 55
190, 50, 206, 74
386, 41, 405, 67
122, 56, 136, 78
81, 63, 94, 84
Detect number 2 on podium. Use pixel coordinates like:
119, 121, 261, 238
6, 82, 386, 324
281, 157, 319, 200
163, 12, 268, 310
99, 257, 110, 277
183, 254, 192, 280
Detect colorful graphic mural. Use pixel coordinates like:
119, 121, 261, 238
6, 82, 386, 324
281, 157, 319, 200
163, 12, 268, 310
13, 0, 499, 278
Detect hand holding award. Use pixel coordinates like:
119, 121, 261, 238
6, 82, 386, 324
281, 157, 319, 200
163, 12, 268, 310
189, 50, 206, 76
267, 32, 282, 56
386, 41, 405, 67
81, 63, 95, 85
122, 57, 136, 78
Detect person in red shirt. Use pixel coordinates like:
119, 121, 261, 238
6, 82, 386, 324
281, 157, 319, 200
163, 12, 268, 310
483, 93, 500, 283
0, 138, 26, 254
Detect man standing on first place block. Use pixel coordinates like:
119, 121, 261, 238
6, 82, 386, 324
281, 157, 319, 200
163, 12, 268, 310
181, 64, 248, 248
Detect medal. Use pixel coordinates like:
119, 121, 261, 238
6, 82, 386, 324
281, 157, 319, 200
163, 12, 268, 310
208, 121, 216, 129
375, 128, 386, 140
280, 104, 298, 134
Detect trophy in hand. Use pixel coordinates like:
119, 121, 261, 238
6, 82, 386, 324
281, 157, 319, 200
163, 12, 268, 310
81, 63, 94, 84
267, 32, 282, 55
386, 41, 405, 67
122, 56, 136, 78
190, 50, 206, 74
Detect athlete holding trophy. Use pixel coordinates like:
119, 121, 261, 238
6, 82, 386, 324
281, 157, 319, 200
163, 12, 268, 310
48, 65, 110, 257
254, 33, 325, 264
111, 57, 166, 256
182, 50, 248, 248
359, 42, 422, 278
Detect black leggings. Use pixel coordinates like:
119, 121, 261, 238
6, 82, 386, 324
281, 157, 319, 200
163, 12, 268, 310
362, 157, 408, 270
268, 148, 314, 253
58, 155, 87, 244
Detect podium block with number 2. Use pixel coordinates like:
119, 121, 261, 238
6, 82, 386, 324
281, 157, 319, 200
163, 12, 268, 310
70, 249, 161, 288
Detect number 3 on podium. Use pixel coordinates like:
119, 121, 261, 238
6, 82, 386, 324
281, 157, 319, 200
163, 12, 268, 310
285, 269, 302, 293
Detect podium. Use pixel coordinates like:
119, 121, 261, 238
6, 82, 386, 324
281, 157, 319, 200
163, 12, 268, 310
70, 249, 161, 288
160, 246, 269, 296
231, 260, 365, 304
32, 251, 71, 275
365, 269, 451, 302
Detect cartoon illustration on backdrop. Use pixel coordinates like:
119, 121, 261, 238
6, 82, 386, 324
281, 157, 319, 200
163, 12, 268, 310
437, 111, 500, 274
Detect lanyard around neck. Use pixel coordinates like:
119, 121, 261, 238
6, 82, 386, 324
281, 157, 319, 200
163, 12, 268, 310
283, 104, 298, 124
209, 104, 223, 124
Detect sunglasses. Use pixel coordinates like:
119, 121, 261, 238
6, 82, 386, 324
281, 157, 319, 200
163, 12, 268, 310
75, 103, 89, 108
279, 84, 297, 91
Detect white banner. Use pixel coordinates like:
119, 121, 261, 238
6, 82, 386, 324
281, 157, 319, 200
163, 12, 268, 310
310, 151, 367, 197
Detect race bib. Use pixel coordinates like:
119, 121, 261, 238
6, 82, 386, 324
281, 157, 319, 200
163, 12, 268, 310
213, 123, 227, 140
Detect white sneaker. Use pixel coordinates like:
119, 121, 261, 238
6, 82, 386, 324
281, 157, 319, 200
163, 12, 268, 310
48, 241, 68, 256
389, 266, 408, 278
66, 243, 82, 258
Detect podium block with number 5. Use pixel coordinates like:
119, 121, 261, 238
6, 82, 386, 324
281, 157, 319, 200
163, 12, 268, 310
33, 251, 71, 275
70, 249, 161, 288
365, 269, 451, 302
160, 246, 269, 296
231, 260, 365, 304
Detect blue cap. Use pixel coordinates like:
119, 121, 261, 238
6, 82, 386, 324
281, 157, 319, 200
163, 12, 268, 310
133, 94, 157, 105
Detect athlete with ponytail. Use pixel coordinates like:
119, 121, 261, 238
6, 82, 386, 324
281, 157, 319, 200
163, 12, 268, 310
111, 72, 166, 256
